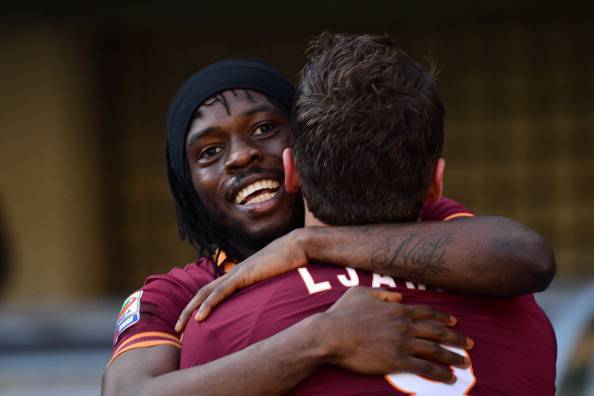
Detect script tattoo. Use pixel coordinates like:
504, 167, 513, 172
370, 233, 454, 279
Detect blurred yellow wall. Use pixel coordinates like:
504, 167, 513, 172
0, 27, 106, 302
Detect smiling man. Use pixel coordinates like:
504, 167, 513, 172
184, 89, 303, 258
102, 58, 555, 395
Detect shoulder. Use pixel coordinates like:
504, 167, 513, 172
144, 257, 216, 293
135, 257, 216, 323
110, 257, 216, 363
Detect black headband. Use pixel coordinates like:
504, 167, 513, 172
166, 58, 295, 185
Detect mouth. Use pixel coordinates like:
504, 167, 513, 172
233, 179, 281, 206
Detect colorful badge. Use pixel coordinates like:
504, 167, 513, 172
114, 290, 142, 344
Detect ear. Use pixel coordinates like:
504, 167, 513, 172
283, 148, 301, 193
425, 158, 445, 204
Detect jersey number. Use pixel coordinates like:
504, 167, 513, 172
385, 346, 476, 395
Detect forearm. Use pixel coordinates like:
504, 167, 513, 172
296, 216, 555, 296
106, 314, 328, 396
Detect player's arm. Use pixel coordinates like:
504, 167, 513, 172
102, 314, 330, 396
295, 215, 555, 295
102, 287, 471, 396
179, 214, 554, 325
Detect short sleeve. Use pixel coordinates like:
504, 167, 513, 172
108, 258, 215, 365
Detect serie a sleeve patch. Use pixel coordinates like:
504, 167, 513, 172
114, 290, 143, 344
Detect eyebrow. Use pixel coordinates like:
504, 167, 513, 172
186, 126, 218, 148
186, 104, 284, 147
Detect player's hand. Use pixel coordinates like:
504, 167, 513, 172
175, 230, 307, 332
319, 286, 473, 383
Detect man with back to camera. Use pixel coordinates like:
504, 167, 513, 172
179, 33, 557, 395
102, 54, 556, 394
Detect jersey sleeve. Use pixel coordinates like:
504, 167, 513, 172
108, 258, 215, 365
421, 197, 474, 222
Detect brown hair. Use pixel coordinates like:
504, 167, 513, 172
293, 32, 444, 224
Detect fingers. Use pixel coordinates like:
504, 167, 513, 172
366, 288, 403, 303
194, 277, 240, 322
405, 305, 457, 326
175, 291, 207, 333
404, 357, 457, 384
409, 322, 474, 350
407, 339, 470, 368
175, 276, 226, 332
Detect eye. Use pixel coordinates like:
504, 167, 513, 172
198, 145, 223, 161
252, 122, 277, 136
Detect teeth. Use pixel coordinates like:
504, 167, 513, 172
246, 192, 275, 204
234, 179, 280, 204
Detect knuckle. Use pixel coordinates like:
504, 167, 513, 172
427, 308, 441, 319
443, 351, 458, 363
449, 332, 465, 344
421, 305, 434, 314
402, 304, 412, 314
431, 323, 447, 338
434, 369, 449, 381
409, 305, 428, 319
416, 304, 430, 312
434, 311, 447, 321
453, 353, 466, 364
430, 343, 443, 355
419, 361, 434, 374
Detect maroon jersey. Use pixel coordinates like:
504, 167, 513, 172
109, 197, 471, 364
109, 258, 216, 364
181, 264, 556, 395
421, 197, 473, 222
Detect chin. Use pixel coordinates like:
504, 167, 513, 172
247, 213, 303, 248
229, 200, 305, 253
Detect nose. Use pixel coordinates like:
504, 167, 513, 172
224, 140, 263, 173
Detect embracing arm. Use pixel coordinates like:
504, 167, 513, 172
103, 288, 470, 396
184, 215, 556, 324
295, 215, 555, 296
102, 315, 327, 396
295, 216, 554, 296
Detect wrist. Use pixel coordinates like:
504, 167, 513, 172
303, 312, 340, 365
289, 228, 312, 263
293, 226, 328, 263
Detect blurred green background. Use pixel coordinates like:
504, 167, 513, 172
0, 1, 592, 395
